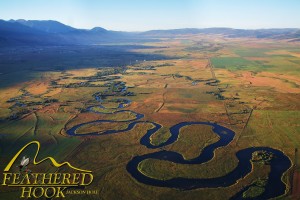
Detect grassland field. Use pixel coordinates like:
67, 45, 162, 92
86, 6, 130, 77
0, 34, 299, 199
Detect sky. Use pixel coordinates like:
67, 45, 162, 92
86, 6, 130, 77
0, 0, 300, 31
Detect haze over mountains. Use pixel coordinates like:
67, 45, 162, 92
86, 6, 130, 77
1, 19, 300, 46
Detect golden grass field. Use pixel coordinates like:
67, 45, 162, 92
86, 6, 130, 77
0, 35, 299, 199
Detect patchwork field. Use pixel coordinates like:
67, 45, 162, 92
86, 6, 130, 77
0, 35, 299, 199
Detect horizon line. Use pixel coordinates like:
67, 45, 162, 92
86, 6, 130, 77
2, 19, 300, 32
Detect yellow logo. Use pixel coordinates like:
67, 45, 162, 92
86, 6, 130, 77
2, 141, 94, 198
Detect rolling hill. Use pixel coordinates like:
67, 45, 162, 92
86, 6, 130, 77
0, 19, 299, 46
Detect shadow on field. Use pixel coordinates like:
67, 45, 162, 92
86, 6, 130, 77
0, 45, 175, 87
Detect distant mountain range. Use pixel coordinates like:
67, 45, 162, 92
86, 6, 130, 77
0, 19, 299, 46
0, 19, 140, 46
142, 28, 300, 39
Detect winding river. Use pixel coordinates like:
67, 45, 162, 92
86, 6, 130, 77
66, 96, 292, 199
